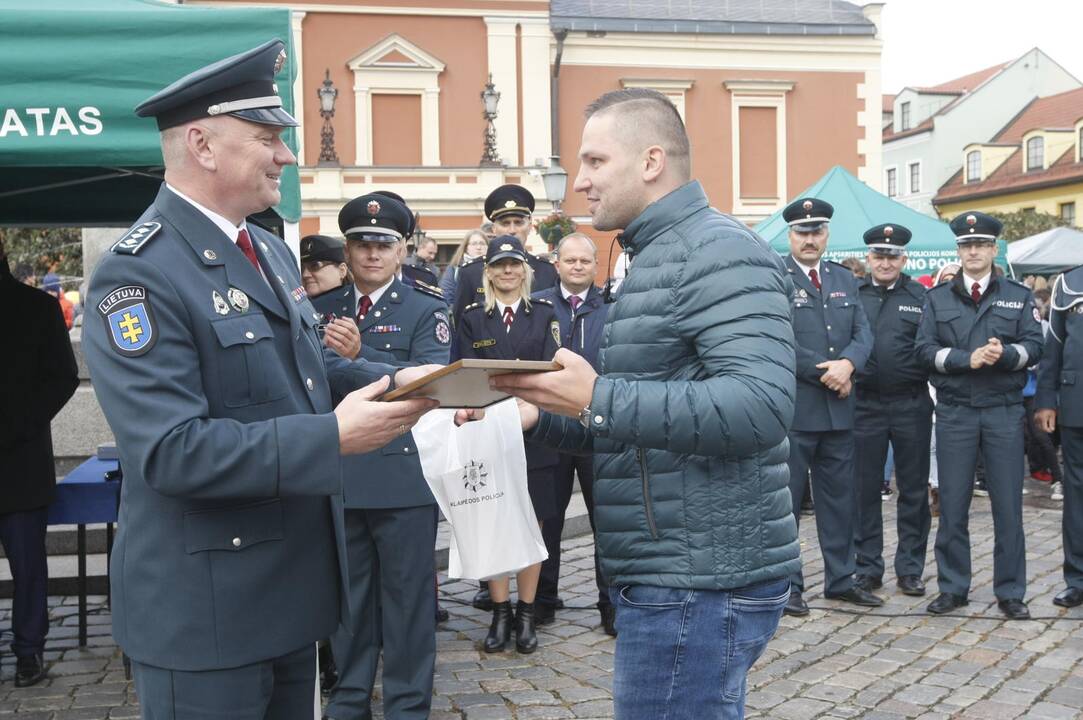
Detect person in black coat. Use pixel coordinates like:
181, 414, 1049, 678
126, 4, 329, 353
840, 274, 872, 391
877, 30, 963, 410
453, 235, 561, 654
0, 238, 79, 687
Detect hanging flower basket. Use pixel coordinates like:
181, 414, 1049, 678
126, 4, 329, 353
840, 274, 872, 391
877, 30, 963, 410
535, 212, 577, 247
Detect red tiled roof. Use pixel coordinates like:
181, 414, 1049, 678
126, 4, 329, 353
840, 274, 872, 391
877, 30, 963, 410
934, 145, 1083, 205
882, 94, 895, 113
994, 86, 1083, 143
916, 61, 1009, 94
883, 116, 933, 142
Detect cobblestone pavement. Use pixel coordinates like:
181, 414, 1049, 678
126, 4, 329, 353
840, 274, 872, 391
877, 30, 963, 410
2, 482, 1081, 719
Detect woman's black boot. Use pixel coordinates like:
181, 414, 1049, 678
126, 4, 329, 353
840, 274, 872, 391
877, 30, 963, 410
515, 600, 538, 654
483, 601, 513, 653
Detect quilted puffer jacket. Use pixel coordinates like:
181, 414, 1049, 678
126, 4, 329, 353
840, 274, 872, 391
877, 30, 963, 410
529, 181, 801, 590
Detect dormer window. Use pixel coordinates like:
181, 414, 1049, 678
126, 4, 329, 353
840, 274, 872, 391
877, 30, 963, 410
1079, 126, 1082, 162
900, 101, 911, 131
966, 151, 981, 183
1027, 136, 1044, 171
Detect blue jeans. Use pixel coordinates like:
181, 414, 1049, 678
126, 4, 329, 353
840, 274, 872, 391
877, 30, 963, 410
610, 577, 789, 720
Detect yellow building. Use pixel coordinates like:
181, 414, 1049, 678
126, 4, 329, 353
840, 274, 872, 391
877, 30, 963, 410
934, 87, 1083, 226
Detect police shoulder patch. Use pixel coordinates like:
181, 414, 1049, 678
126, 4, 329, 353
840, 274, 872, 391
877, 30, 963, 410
98, 285, 157, 357
434, 311, 451, 345
550, 318, 562, 348
111, 222, 162, 255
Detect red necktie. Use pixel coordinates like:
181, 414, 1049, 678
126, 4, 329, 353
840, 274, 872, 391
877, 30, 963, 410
569, 295, 582, 312
809, 268, 822, 291
971, 282, 981, 303
503, 306, 514, 332
236, 228, 260, 271
357, 295, 372, 322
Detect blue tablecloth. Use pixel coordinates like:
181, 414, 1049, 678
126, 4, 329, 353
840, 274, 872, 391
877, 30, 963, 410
48, 457, 121, 526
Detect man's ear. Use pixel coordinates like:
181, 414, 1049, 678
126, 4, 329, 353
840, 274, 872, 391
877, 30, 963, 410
186, 124, 217, 172
642, 145, 666, 183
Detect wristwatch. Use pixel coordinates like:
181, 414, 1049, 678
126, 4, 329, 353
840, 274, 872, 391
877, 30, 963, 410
578, 405, 592, 428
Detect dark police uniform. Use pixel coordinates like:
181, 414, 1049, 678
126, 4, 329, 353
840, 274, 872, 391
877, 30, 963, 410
1037, 266, 1083, 607
451, 185, 558, 332
915, 211, 1043, 615
783, 198, 874, 602
82, 41, 401, 719
314, 193, 450, 720
454, 236, 562, 521
852, 224, 933, 594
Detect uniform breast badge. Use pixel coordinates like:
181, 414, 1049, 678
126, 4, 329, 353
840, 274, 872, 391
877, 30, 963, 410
212, 290, 230, 315
227, 287, 250, 313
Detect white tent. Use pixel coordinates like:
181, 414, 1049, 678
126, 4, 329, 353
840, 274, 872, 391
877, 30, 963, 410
1007, 227, 1083, 275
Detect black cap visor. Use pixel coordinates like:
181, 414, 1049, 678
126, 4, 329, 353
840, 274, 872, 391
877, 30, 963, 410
487, 251, 527, 264
791, 221, 828, 233
231, 106, 298, 127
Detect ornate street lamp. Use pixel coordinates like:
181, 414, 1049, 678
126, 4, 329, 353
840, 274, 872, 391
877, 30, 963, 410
540, 156, 568, 211
317, 69, 339, 165
480, 74, 501, 166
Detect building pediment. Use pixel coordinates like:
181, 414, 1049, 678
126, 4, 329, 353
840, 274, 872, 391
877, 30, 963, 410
348, 34, 446, 73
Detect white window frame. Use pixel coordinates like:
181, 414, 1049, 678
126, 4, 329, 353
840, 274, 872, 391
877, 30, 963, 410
966, 150, 981, 183
900, 101, 911, 131
723, 80, 794, 217
885, 165, 898, 197
347, 34, 445, 167
1026, 136, 1044, 171
620, 78, 694, 122
908, 161, 921, 194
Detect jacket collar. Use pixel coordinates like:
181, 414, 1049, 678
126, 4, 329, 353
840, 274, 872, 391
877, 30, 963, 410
153, 184, 287, 320
618, 181, 708, 257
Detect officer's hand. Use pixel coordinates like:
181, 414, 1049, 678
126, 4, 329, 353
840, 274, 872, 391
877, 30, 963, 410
985, 337, 1004, 363
837, 379, 852, 399
453, 400, 538, 430
323, 318, 361, 359
394, 364, 443, 389
334, 376, 440, 455
816, 359, 855, 391
1035, 408, 1057, 434
454, 408, 484, 426
970, 347, 991, 369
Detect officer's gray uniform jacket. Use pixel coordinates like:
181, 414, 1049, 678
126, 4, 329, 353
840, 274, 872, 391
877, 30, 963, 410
84, 186, 395, 671
855, 273, 928, 393
526, 181, 800, 590
916, 272, 1044, 406
312, 277, 450, 508
785, 256, 873, 431
1037, 267, 1083, 423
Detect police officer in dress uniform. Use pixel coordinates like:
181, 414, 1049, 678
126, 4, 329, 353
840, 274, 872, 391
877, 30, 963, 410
451, 185, 558, 331
915, 211, 1043, 620
370, 189, 443, 292
81, 41, 436, 719
852, 224, 933, 598
312, 193, 449, 720
452, 185, 559, 610
782, 198, 880, 617
1036, 265, 1083, 608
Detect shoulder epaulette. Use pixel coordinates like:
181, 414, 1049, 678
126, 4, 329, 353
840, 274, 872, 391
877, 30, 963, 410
825, 260, 851, 271
412, 280, 445, 300
111, 221, 162, 255
463, 302, 482, 312
1004, 277, 1030, 290
461, 256, 482, 267
531, 297, 553, 305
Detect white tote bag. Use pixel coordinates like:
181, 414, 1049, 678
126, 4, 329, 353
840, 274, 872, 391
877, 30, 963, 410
413, 399, 548, 581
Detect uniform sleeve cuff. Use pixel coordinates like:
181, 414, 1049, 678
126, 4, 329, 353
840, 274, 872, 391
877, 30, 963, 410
274, 413, 343, 496
934, 348, 951, 373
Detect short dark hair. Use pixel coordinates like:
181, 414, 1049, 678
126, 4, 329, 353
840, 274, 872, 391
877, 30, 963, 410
584, 88, 691, 179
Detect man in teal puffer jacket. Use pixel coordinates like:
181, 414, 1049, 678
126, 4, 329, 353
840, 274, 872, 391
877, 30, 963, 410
491, 88, 800, 720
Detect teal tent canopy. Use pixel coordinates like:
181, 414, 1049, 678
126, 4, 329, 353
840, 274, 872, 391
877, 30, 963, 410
0, 0, 300, 226
754, 166, 1008, 277
1006, 226, 1083, 275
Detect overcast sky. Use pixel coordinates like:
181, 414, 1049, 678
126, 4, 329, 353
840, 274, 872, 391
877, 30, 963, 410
873, 0, 1083, 94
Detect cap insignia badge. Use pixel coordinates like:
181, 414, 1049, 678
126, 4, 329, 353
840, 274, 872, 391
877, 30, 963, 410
274, 49, 287, 75
500, 243, 513, 251
227, 287, 250, 313
504, 200, 517, 209
802, 200, 813, 211
367, 200, 381, 216
966, 214, 977, 226
212, 291, 230, 316
884, 226, 894, 237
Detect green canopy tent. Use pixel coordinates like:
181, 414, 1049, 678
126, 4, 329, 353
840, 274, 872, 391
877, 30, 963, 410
754, 166, 1009, 278
0, 0, 300, 228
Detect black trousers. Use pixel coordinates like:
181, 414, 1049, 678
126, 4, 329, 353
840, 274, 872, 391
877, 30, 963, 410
854, 390, 933, 580
0, 506, 49, 657
537, 453, 609, 609
1024, 396, 1062, 482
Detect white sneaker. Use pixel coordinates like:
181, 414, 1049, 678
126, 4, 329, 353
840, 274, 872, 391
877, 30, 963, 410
1051, 482, 1064, 501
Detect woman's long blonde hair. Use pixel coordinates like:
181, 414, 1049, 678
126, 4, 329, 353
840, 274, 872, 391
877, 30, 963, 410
450, 228, 488, 268
482, 260, 534, 313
